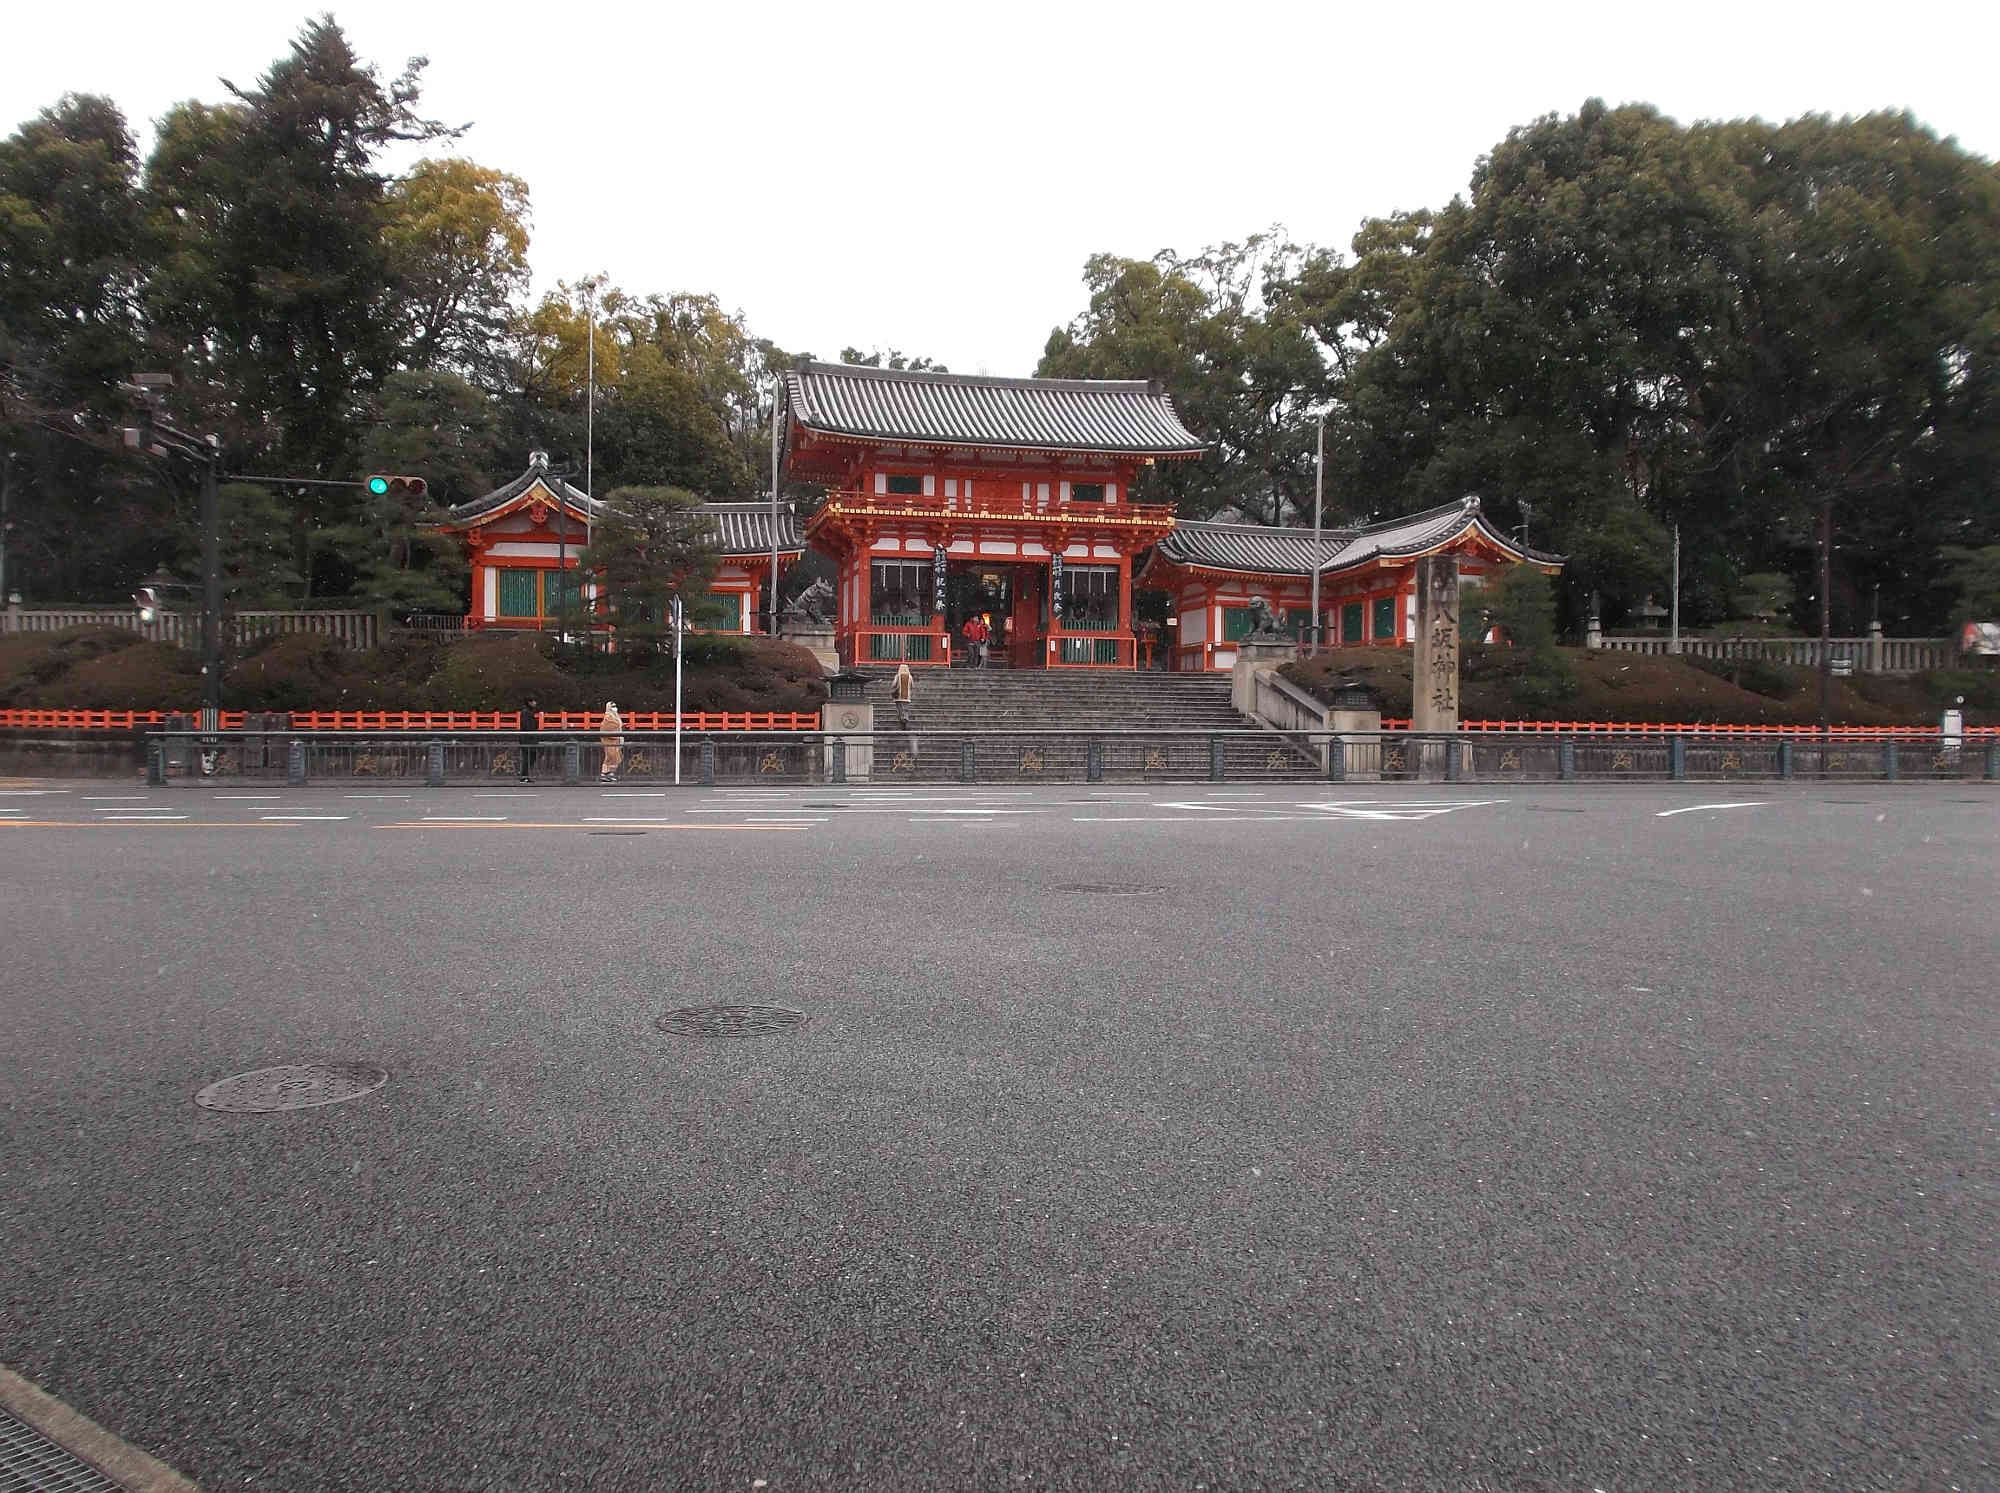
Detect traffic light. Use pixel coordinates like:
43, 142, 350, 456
134, 586, 160, 623
365, 474, 428, 499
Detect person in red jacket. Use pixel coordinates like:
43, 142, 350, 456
962, 614, 990, 668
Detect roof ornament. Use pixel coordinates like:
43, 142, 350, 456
529, 450, 550, 471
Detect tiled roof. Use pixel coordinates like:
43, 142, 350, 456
1153, 521, 1337, 575
785, 362, 1207, 456
445, 453, 602, 526
700, 501, 803, 557
1154, 497, 1564, 577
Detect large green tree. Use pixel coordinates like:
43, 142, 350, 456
0, 93, 159, 601
385, 157, 530, 384
1038, 235, 1329, 525
143, 16, 456, 596
345, 368, 494, 612
508, 282, 752, 499
579, 484, 718, 643
1321, 102, 2000, 632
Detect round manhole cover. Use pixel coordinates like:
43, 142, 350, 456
195, 1062, 388, 1113
1053, 882, 1166, 896
657, 1004, 806, 1038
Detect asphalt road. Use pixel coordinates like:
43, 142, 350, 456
2, 782, 1994, 1491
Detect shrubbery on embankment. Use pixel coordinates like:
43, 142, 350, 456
1, 626, 829, 717
1281, 645, 1996, 726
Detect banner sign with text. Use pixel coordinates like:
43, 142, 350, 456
932, 545, 948, 615
1050, 552, 1064, 620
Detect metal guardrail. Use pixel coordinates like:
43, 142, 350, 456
140, 728, 2000, 787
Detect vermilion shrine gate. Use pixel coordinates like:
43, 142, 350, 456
785, 362, 1203, 669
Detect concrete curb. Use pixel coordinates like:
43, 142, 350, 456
0, 1366, 202, 1492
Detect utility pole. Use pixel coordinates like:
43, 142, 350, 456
199, 437, 221, 717
0, 449, 13, 608
671, 593, 685, 784
1670, 524, 1680, 655
1311, 413, 1324, 648
769, 374, 782, 635
121, 374, 221, 720
1817, 493, 1833, 732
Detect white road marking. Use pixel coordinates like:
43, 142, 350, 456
603, 791, 667, 797
101, 814, 189, 821
1655, 801, 1766, 818
421, 815, 509, 822
83, 795, 148, 801
471, 792, 534, 798
683, 804, 1043, 815
216, 794, 281, 800
1073, 814, 1331, 823
1153, 802, 1240, 812
344, 794, 412, 799
1304, 800, 1506, 821
1072, 815, 1221, 823
0, 789, 71, 795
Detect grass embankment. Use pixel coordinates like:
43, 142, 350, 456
0, 627, 828, 716
1282, 645, 1997, 726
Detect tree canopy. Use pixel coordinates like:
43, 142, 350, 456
1042, 105, 2000, 634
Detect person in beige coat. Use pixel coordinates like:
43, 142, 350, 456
892, 663, 914, 729
599, 701, 624, 783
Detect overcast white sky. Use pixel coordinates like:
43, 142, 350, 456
8, 2, 1997, 376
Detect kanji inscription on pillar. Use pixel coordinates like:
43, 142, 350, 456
1410, 554, 1460, 735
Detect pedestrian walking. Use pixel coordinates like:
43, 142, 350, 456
517, 694, 539, 782
599, 700, 624, 783
892, 662, 914, 729
962, 614, 989, 668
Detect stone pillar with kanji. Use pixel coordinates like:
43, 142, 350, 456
1411, 554, 1460, 735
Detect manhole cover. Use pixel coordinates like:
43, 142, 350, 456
656, 1004, 806, 1037
1053, 882, 1166, 896
195, 1062, 388, 1112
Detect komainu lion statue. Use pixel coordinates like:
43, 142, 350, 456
1245, 595, 1284, 639
783, 576, 833, 624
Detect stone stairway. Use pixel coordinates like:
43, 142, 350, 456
859, 666, 1242, 732
848, 667, 1324, 781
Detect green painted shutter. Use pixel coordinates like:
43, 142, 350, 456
1342, 603, 1364, 643
1373, 595, 1396, 641
498, 569, 539, 617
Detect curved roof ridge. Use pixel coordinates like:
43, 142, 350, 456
785, 363, 1206, 456
1349, 495, 1480, 535
798, 360, 1158, 395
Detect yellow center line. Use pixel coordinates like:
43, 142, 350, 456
374, 821, 811, 831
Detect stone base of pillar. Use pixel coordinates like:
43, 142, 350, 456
821, 700, 873, 781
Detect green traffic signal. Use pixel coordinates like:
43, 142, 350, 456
367, 475, 390, 495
